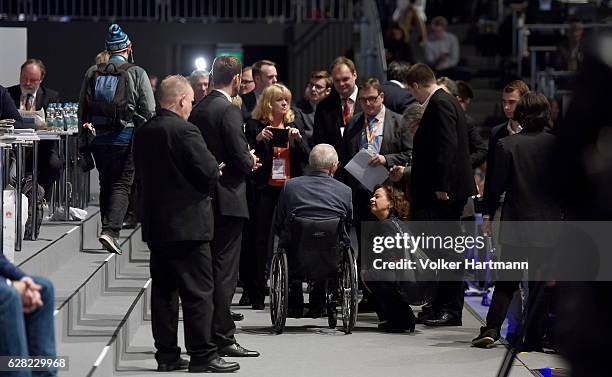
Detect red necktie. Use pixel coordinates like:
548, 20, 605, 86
342, 97, 351, 125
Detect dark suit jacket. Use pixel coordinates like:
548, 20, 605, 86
311, 88, 361, 160
134, 109, 219, 243
381, 81, 415, 115
342, 108, 413, 170
488, 129, 560, 221
487, 130, 561, 245
245, 117, 310, 189
0, 85, 22, 127
294, 99, 315, 142
410, 88, 476, 210
482, 121, 511, 216
0, 253, 26, 281
7, 84, 59, 111
240, 90, 257, 120
189, 90, 253, 219
273, 169, 353, 247
466, 114, 488, 168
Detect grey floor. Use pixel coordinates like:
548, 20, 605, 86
113, 294, 553, 377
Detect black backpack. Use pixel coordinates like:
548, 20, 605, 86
82, 62, 134, 136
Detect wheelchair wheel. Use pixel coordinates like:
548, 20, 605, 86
269, 251, 288, 334
340, 246, 358, 334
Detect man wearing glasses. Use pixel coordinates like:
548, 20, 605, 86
295, 70, 332, 143
8, 59, 62, 200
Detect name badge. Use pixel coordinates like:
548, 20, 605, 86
272, 158, 287, 180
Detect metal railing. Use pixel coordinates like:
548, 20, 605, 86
515, 21, 612, 77
0, 0, 355, 23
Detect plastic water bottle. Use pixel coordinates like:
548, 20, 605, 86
55, 103, 65, 131
46, 103, 56, 129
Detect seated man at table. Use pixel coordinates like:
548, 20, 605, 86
0, 253, 57, 376
8, 58, 62, 197
272, 144, 353, 317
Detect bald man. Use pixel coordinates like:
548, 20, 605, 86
134, 75, 238, 373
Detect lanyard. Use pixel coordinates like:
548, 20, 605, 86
363, 108, 384, 145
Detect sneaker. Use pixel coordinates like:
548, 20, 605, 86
472, 326, 500, 348
99, 234, 122, 255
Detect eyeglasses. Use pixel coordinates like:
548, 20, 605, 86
309, 84, 327, 91
241, 79, 254, 84
359, 93, 381, 104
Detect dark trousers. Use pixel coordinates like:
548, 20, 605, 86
25, 141, 61, 198
212, 215, 245, 349
368, 281, 416, 324
251, 185, 282, 306
91, 144, 134, 238
486, 245, 552, 350
239, 182, 256, 301
148, 241, 217, 363
413, 200, 466, 318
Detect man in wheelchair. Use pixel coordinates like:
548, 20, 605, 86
272, 144, 353, 318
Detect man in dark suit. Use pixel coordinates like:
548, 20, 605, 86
405, 64, 476, 326
240, 60, 278, 118
311, 57, 360, 158
381, 60, 415, 115
342, 78, 413, 233
482, 80, 530, 220
295, 70, 332, 144
188, 56, 260, 358
8, 59, 61, 196
134, 75, 239, 373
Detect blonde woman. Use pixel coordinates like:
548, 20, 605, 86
245, 83, 310, 310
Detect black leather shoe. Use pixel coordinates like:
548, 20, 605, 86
415, 309, 438, 324
472, 326, 500, 348
157, 357, 189, 372
251, 302, 265, 310
218, 343, 260, 358
188, 356, 240, 373
423, 311, 462, 326
231, 311, 244, 321
378, 320, 416, 333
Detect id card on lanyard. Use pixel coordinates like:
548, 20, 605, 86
271, 156, 287, 180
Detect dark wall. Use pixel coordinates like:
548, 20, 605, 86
2, 21, 290, 100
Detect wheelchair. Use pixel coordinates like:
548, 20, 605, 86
269, 215, 358, 334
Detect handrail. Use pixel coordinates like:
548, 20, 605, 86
0, 0, 355, 23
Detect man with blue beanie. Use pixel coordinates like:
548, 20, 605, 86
78, 24, 155, 254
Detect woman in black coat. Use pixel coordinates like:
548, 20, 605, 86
245, 83, 310, 309
473, 92, 561, 350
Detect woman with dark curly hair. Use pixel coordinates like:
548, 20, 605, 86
363, 185, 417, 332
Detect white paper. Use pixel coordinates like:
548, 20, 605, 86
344, 148, 389, 192
18, 108, 46, 129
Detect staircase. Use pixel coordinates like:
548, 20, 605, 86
15, 209, 153, 376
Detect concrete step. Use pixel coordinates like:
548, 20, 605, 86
51, 227, 148, 376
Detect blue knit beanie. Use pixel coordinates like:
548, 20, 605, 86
105, 24, 131, 52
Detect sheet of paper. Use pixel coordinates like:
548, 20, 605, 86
18, 109, 46, 129
344, 148, 389, 192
